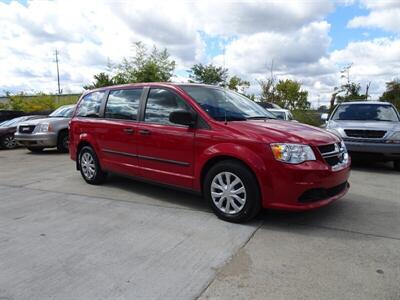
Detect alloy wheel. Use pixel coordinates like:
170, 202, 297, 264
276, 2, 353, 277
3, 135, 17, 149
81, 152, 96, 180
211, 171, 246, 214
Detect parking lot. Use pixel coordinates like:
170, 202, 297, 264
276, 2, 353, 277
0, 149, 399, 299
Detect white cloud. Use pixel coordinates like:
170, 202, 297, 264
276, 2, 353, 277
0, 0, 398, 109
193, 0, 333, 36
348, 9, 400, 32
348, 0, 400, 32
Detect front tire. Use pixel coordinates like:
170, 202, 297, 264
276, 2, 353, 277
1, 134, 17, 149
203, 160, 261, 223
79, 146, 107, 184
57, 131, 69, 153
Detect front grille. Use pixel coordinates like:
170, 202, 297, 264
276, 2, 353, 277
18, 125, 35, 134
318, 143, 346, 167
344, 129, 386, 139
298, 182, 349, 203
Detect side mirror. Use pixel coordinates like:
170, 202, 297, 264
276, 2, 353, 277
169, 110, 196, 127
321, 113, 329, 121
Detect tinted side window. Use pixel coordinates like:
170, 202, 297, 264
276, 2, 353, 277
144, 88, 191, 125
105, 89, 142, 120
76, 91, 105, 117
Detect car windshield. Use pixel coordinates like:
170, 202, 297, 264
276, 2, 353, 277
0, 116, 26, 128
180, 86, 276, 121
332, 103, 399, 122
49, 106, 74, 118
270, 111, 286, 120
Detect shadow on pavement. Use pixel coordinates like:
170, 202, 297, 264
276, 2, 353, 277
25, 149, 67, 155
104, 173, 210, 212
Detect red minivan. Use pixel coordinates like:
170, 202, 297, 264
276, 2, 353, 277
69, 83, 350, 222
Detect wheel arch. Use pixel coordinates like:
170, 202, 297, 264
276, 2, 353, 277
199, 155, 262, 198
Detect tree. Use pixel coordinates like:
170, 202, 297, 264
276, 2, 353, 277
380, 79, 400, 110
84, 42, 176, 90
116, 43, 176, 83
275, 79, 310, 110
336, 82, 366, 103
188, 63, 228, 85
83, 73, 114, 90
258, 78, 276, 103
227, 75, 250, 93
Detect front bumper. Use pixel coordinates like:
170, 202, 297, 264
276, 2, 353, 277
344, 140, 400, 158
261, 160, 351, 211
15, 132, 57, 148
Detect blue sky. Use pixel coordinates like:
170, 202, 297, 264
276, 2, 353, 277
0, 0, 399, 105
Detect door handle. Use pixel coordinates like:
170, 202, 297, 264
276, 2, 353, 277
139, 129, 151, 136
123, 128, 134, 134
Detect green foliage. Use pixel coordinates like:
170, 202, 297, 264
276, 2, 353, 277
0, 102, 9, 109
292, 110, 323, 127
85, 42, 176, 90
83, 73, 114, 90
7, 93, 80, 113
258, 78, 310, 110
258, 78, 276, 104
228, 76, 250, 92
275, 79, 310, 110
188, 63, 228, 85
336, 82, 366, 103
116, 43, 176, 83
380, 79, 400, 110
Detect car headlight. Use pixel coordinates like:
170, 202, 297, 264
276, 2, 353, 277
387, 131, 400, 144
340, 140, 347, 153
270, 143, 316, 164
33, 123, 52, 133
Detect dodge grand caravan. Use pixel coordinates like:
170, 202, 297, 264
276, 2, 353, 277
69, 83, 350, 222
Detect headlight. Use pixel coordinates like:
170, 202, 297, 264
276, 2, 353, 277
270, 143, 316, 164
387, 131, 400, 144
33, 123, 52, 133
340, 140, 347, 152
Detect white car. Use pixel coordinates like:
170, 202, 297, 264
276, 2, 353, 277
268, 109, 295, 121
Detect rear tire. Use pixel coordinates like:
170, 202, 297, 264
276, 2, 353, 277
203, 159, 261, 223
0, 134, 17, 149
27, 147, 44, 153
57, 130, 69, 153
79, 146, 107, 184
394, 160, 400, 172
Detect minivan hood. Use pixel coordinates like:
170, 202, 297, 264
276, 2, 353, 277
227, 120, 340, 145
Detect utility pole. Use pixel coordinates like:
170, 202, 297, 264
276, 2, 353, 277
55, 49, 61, 95
365, 81, 371, 100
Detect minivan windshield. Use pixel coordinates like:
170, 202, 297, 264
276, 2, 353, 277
332, 103, 399, 122
49, 106, 74, 118
180, 86, 276, 121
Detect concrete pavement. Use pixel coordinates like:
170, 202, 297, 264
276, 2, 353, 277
0, 149, 399, 299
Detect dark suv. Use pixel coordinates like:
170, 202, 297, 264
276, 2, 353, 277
70, 83, 350, 222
